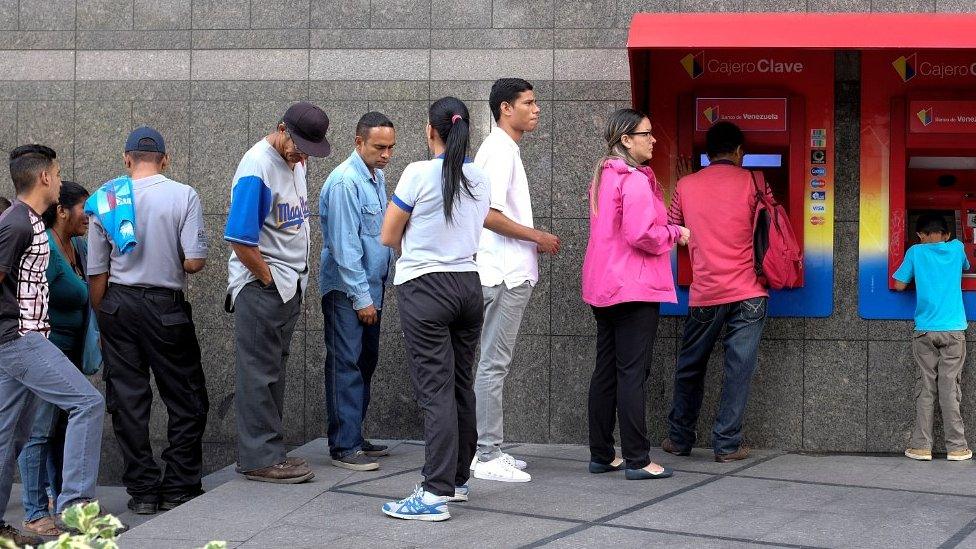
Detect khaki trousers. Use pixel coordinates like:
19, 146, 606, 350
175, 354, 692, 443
909, 330, 968, 452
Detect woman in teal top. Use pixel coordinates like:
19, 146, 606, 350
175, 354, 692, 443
17, 182, 92, 537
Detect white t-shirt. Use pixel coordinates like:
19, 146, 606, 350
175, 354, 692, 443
474, 126, 539, 288
391, 159, 490, 285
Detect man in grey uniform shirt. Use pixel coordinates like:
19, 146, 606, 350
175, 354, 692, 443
88, 127, 209, 515
224, 102, 331, 484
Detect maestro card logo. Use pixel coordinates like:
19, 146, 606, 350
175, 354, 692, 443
681, 52, 705, 79
917, 107, 934, 126
893, 53, 917, 82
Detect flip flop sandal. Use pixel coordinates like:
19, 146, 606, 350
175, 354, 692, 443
23, 515, 62, 537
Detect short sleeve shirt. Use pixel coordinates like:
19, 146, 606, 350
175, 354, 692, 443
0, 201, 50, 344
390, 159, 490, 285
224, 139, 311, 305
892, 239, 969, 331
87, 174, 208, 291
474, 127, 538, 289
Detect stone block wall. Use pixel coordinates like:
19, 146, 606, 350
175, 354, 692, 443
0, 0, 972, 483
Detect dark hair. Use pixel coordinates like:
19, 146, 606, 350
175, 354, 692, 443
429, 96, 473, 222
705, 121, 745, 159
489, 78, 533, 122
916, 212, 950, 236
42, 181, 89, 229
126, 150, 165, 165
9, 144, 57, 194
0, 196, 10, 214
356, 111, 394, 140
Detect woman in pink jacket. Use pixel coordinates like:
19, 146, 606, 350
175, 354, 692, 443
582, 108, 689, 480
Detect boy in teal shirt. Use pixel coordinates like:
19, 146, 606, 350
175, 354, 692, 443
893, 213, 971, 461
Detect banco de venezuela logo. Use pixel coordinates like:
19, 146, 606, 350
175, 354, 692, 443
702, 105, 720, 124
892, 53, 917, 82
681, 52, 705, 79
917, 107, 933, 126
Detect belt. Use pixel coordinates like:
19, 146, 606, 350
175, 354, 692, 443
109, 283, 185, 302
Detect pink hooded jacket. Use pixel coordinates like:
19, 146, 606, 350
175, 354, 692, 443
582, 158, 681, 307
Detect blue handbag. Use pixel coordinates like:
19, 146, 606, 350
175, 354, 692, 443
81, 308, 102, 375
73, 236, 102, 375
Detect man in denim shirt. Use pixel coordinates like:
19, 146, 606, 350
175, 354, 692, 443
319, 112, 396, 471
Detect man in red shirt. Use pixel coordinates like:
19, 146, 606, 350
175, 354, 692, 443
664, 121, 768, 463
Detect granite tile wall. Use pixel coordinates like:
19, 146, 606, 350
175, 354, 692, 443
0, 0, 971, 484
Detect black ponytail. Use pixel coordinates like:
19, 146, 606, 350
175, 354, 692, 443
429, 96, 473, 222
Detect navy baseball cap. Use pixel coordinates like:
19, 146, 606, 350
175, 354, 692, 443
282, 102, 331, 158
125, 126, 166, 154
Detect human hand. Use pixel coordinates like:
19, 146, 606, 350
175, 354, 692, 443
357, 305, 379, 326
677, 226, 690, 246
535, 231, 561, 254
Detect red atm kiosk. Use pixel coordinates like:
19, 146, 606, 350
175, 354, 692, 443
627, 14, 836, 317
858, 34, 976, 318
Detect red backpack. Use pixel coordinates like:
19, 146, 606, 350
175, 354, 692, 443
751, 171, 803, 289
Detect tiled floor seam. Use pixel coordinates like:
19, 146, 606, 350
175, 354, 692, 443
514, 451, 976, 500
518, 453, 785, 548
938, 514, 976, 549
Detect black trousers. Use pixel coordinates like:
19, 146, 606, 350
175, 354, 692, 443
98, 284, 209, 502
396, 272, 483, 497
588, 301, 660, 470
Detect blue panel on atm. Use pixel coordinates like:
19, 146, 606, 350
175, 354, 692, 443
700, 153, 782, 168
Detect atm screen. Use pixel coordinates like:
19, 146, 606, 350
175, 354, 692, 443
700, 154, 783, 168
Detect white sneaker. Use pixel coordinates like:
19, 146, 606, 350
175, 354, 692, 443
469, 452, 528, 471
500, 452, 527, 471
472, 456, 532, 482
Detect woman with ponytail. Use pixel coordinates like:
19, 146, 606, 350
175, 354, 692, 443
379, 97, 490, 521
582, 109, 689, 481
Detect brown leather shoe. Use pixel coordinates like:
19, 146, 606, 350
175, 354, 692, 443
661, 438, 691, 456
714, 446, 750, 463
242, 460, 315, 484
284, 456, 308, 467
1, 523, 43, 546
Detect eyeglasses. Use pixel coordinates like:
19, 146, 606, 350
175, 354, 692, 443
627, 131, 654, 137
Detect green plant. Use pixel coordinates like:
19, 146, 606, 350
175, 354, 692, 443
0, 502, 226, 549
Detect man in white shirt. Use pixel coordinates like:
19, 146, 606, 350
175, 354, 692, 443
471, 78, 560, 483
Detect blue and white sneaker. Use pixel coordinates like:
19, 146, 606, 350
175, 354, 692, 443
382, 485, 450, 521
441, 484, 468, 503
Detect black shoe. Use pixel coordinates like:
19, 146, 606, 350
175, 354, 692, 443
588, 460, 625, 474
160, 491, 203, 511
127, 498, 158, 515
331, 451, 379, 471
362, 440, 389, 457
625, 466, 674, 480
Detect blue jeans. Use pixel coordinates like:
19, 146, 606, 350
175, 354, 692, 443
668, 297, 767, 455
0, 332, 104, 524
322, 291, 381, 460
17, 400, 66, 522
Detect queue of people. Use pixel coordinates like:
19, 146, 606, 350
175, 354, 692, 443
0, 75, 968, 542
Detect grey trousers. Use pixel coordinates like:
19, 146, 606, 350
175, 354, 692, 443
474, 282, 532, 460
0, 332, 104, 522
397, 272, 483, 497
909, 330, 968, 452
234, 281, 303, 472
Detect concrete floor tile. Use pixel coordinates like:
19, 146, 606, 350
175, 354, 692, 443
333, 453, 714, 522
547, 525, 767, 548
741, 453, 976, 497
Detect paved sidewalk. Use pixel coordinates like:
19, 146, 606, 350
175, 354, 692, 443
111, 439, 976, 548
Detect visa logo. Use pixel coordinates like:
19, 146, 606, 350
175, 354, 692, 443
810, 204, 826, 213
